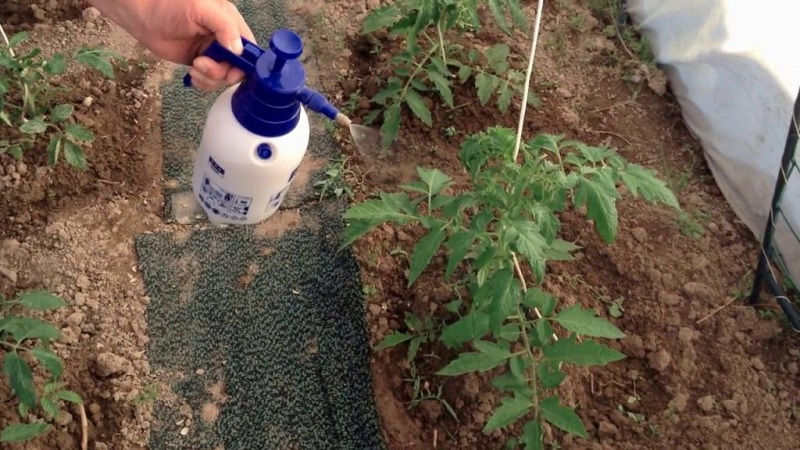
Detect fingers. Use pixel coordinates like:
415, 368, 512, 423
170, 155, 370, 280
191, 2, 256, 91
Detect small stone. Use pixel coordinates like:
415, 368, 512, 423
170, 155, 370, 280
751, 357, 766, 371
131, 88, 146, 100
419, 399, 443, 422
195, 368, 205, 376
669, 393, 689, 412
65, 312, 84, 327
658, 290, 681, 306
83, 96, 94, 108
0, 265, 18, 284
74, 292, 87, 306
368, 304, 381, 315
82, 6, 102, 21
683, 282, 715, 302
721, 399, 738, 412
631, 227, 648, 243
678, 327, 695, 343
648, 349, 671, 371
94, 352, 127, 377
89, 403, 102, 415
697, 395, 715, 412
57, 410, 73, 426
77, 275, 90, 289
556, 87, 573, 98
464, 375, 480, 395
621, 335, 645, 358
16, 162, 27, 175
598, 421, 619, 438
180, 427, 190, 436
787, 362, 798, 375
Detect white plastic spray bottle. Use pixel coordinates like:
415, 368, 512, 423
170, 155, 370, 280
183, 29, 344, 226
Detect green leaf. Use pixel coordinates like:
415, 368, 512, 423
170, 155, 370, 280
545, 239, 580, 261
41, 398, 60, 420
534, 320, 554, 346
407, 335, 424, 361
417, 167, 453, 197
9, 32, 29, 47
553, 305, 625, 338
483, 396, 532, 432
507, 0, 527, 28
45, 53, 67, 75
1, 317, 61, 342
18, 291, 66, 310
488, 276, 521, 335
51, 104, 74, 122
487, 0, 511, 33
540, 396, 587, 438
362, 6, 400, 33
407, 224, 446, 286
7, 145, 23, 161
404, 89, 433, 126
521, 289, 556, 316
343, 193, 418, 224
507, 220, 547, 281
55, 390, 83, 404
522, 420, 544, 449
445, 230, 476, 279
440, 312, 490, 348
473, 340, 512, 360
381, 102, 402, 148
4, 353, 36, 408
497, 82, 513, 113
428, 70, 454, 108
375, 332, 414, 350
47, 135, 62, 166
475, 73, 495, 105
498, 323, 520, 342
65, 123, 94, 142
620, 164, 680, 209
543, 336, 626, 366
0, 79, 8, 95
19, 118, 48, 134
486, 44, 510, 66
63, 140, 87, 170
537, 360, 566, 389
437, 351, 506, 376
74, 47, 119, 79
574, 170, 619, 243
0, 422, 50, 443
30, 348, 63, 380
474, 267, 514, 311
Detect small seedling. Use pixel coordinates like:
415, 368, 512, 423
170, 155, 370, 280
314, 156, 356, 200
0, 30, 124, 169
1, 290, 83, 443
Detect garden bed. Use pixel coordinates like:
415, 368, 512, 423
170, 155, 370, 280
1, 0, 799, 449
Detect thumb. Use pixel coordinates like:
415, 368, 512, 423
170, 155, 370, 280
197, 3, 245, 55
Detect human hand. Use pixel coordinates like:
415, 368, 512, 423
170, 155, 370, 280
88, 0, 255, 91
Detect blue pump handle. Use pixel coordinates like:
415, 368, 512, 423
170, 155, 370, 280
183, 37, 263, 87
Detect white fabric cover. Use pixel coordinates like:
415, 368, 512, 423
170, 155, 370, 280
626, 0, 800, 283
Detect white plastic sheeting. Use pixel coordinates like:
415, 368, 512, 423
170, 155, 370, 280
626, 0, 800, 283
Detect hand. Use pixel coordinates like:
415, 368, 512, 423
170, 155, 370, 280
88, 0, 255, 91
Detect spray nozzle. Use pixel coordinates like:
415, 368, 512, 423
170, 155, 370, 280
181, 29, 343, 137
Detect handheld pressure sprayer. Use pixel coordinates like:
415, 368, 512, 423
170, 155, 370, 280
183, 28, 380, 226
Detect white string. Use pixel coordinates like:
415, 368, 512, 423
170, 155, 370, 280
512, 0, 545, 162
0, 24, 15, 57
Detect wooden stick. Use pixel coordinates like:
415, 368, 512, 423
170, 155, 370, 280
79, 403, 89, 450
696, 297, 736, 324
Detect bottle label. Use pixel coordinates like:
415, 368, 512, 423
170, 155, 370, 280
197, 173, 252, 221
266, 183, 291, 211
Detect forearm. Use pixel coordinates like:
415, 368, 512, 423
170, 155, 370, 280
86, 0, 149, 40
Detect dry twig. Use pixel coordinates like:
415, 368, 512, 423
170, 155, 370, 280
79, 402, 89, 450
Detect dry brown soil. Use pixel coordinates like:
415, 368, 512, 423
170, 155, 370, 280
0, 0, 798, 450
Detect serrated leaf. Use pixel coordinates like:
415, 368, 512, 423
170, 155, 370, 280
408, 224, 446, 286
554, 305, 625, 338
428, 70, 454, 107
545, 239, 580, 261
74, 47, 119, 79
489, 277, 521, 335
445, 230, 476, 279
18, 291, 66, 310
487, 0, 511, 33
540, 396, 587, 438
1, 317, 61, 342
474, 267, 514, 311
507, 0, 527, 28
476, 73, 495, 105
437, 351, 506, 376
417, 167, 453, 197
404, 89, 432, 126
375, 332, 414, 350
19, 118, 48, 134
441, 312, 490, 348
522, 420, 544, 449
400, 180, 428, 194
343, 193, 418, 224
4, 353, 36, 408
498, 82, 513, 113
543, 336, 626, 366
45, 53, 67, 75
381, 102, 401, 148
51, 104, 74, 122
65, 123, 94, 142
474, 340, 512, 360
0, 422, 49, 443
363, 6, 400, 33
486, 44, 510, 66
407, 335, 424, 361
30, 348, 63, 380
56, 390, 83, 404
47, 135, 61, 166
498, 323, 520, 342
534, 320, 554, 346
507, 220, 547, 281
7, 145, 23, 160
620, 164, 680, 209
574, 170, 619, 244
522, 289, 557, 316
483, 396, 532, 432
537, 360, 566, 388
63, 140, 87, 170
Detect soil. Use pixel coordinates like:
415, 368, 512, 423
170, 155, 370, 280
1, 0, 798, 450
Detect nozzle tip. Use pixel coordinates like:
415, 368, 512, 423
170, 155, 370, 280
335, 113, 352, 128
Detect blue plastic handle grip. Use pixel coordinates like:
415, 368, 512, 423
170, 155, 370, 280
183, 37, 263, 87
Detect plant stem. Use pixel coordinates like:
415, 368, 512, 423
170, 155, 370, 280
399, 42, 439, 103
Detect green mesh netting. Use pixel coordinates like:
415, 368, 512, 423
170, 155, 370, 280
133, 0, 385, 447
